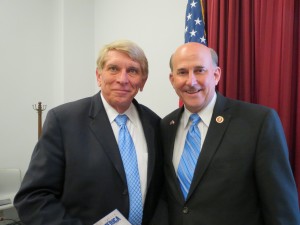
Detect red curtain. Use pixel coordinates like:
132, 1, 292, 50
205, 0, 300, 200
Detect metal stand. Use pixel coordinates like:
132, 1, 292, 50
32, 102, 46, 139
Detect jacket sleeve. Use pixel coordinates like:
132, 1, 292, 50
255, 109, 300, 224
14, 109, 84, 225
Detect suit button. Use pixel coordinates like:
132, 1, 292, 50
182, 206, 189, 214
122, 189, 128, 195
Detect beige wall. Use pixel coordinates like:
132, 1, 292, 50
0, 0, 186, 179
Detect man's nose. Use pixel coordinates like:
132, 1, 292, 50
186, 71, 197, 86
117, 69, 129, 83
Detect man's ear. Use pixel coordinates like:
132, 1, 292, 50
214, 67, 221, 85
96, 68, 101, 87
139, 76, 148, 91
169, 73, 174, 87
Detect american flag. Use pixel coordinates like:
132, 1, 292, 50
185, 0, 207, 45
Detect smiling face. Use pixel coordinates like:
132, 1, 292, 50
96, 50, 147, 113
170, 43, 221, 113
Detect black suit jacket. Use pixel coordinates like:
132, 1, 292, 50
161, 93, 300, 225
14, 92, 163, 225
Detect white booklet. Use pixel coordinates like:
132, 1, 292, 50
94, 209, 132, 225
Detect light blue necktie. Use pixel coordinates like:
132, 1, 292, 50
177, 113, 201, 200
115, 114, 143, 225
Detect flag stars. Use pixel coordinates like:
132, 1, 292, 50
190, 29, 197, 37
185, 0, 206, 44
200, 36, 206, 43
195, 18, 202, 25
190, 0, 197, 8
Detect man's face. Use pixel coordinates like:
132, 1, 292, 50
170, 43, 221, 113
96, 50, 147, 113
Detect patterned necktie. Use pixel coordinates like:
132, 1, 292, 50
177, 113, 201, 200
115, 114, 143, 225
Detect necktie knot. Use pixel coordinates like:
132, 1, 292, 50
115, 114, 128, 127
190, 113, 201, 126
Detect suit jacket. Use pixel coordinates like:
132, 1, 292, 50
14, 92, 163, 225
161, 93, 300, 225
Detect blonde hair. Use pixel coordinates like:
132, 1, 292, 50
96, 40, 148, 77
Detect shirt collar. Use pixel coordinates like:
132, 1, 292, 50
100, 92, 137, 127
183, 92, 217, 128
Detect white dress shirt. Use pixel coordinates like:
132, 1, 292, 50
101, 93, 148, 205
173, 93, 217, 173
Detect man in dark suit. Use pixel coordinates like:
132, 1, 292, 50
14, 40, 163, 225
160, 42, 300, 224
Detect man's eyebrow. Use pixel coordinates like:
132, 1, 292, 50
105, 63, 118, 67
176, 66, 205, 70
176, 68, 187, 71
128, 65, 140, 69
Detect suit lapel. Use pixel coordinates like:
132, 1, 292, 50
133, 99, 160, 191
133, 100, 153, 190
88, 93, 126, 184
186, 93, 231, 200
164, 107, 186, 201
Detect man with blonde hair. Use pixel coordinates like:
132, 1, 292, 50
15, 40, 163, 225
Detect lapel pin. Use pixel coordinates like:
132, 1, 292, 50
216, 116, 224, 123
170, 120, 175, 125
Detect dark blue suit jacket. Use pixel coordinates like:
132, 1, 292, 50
161, 93, 300, 225
14, 92, 163, 225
